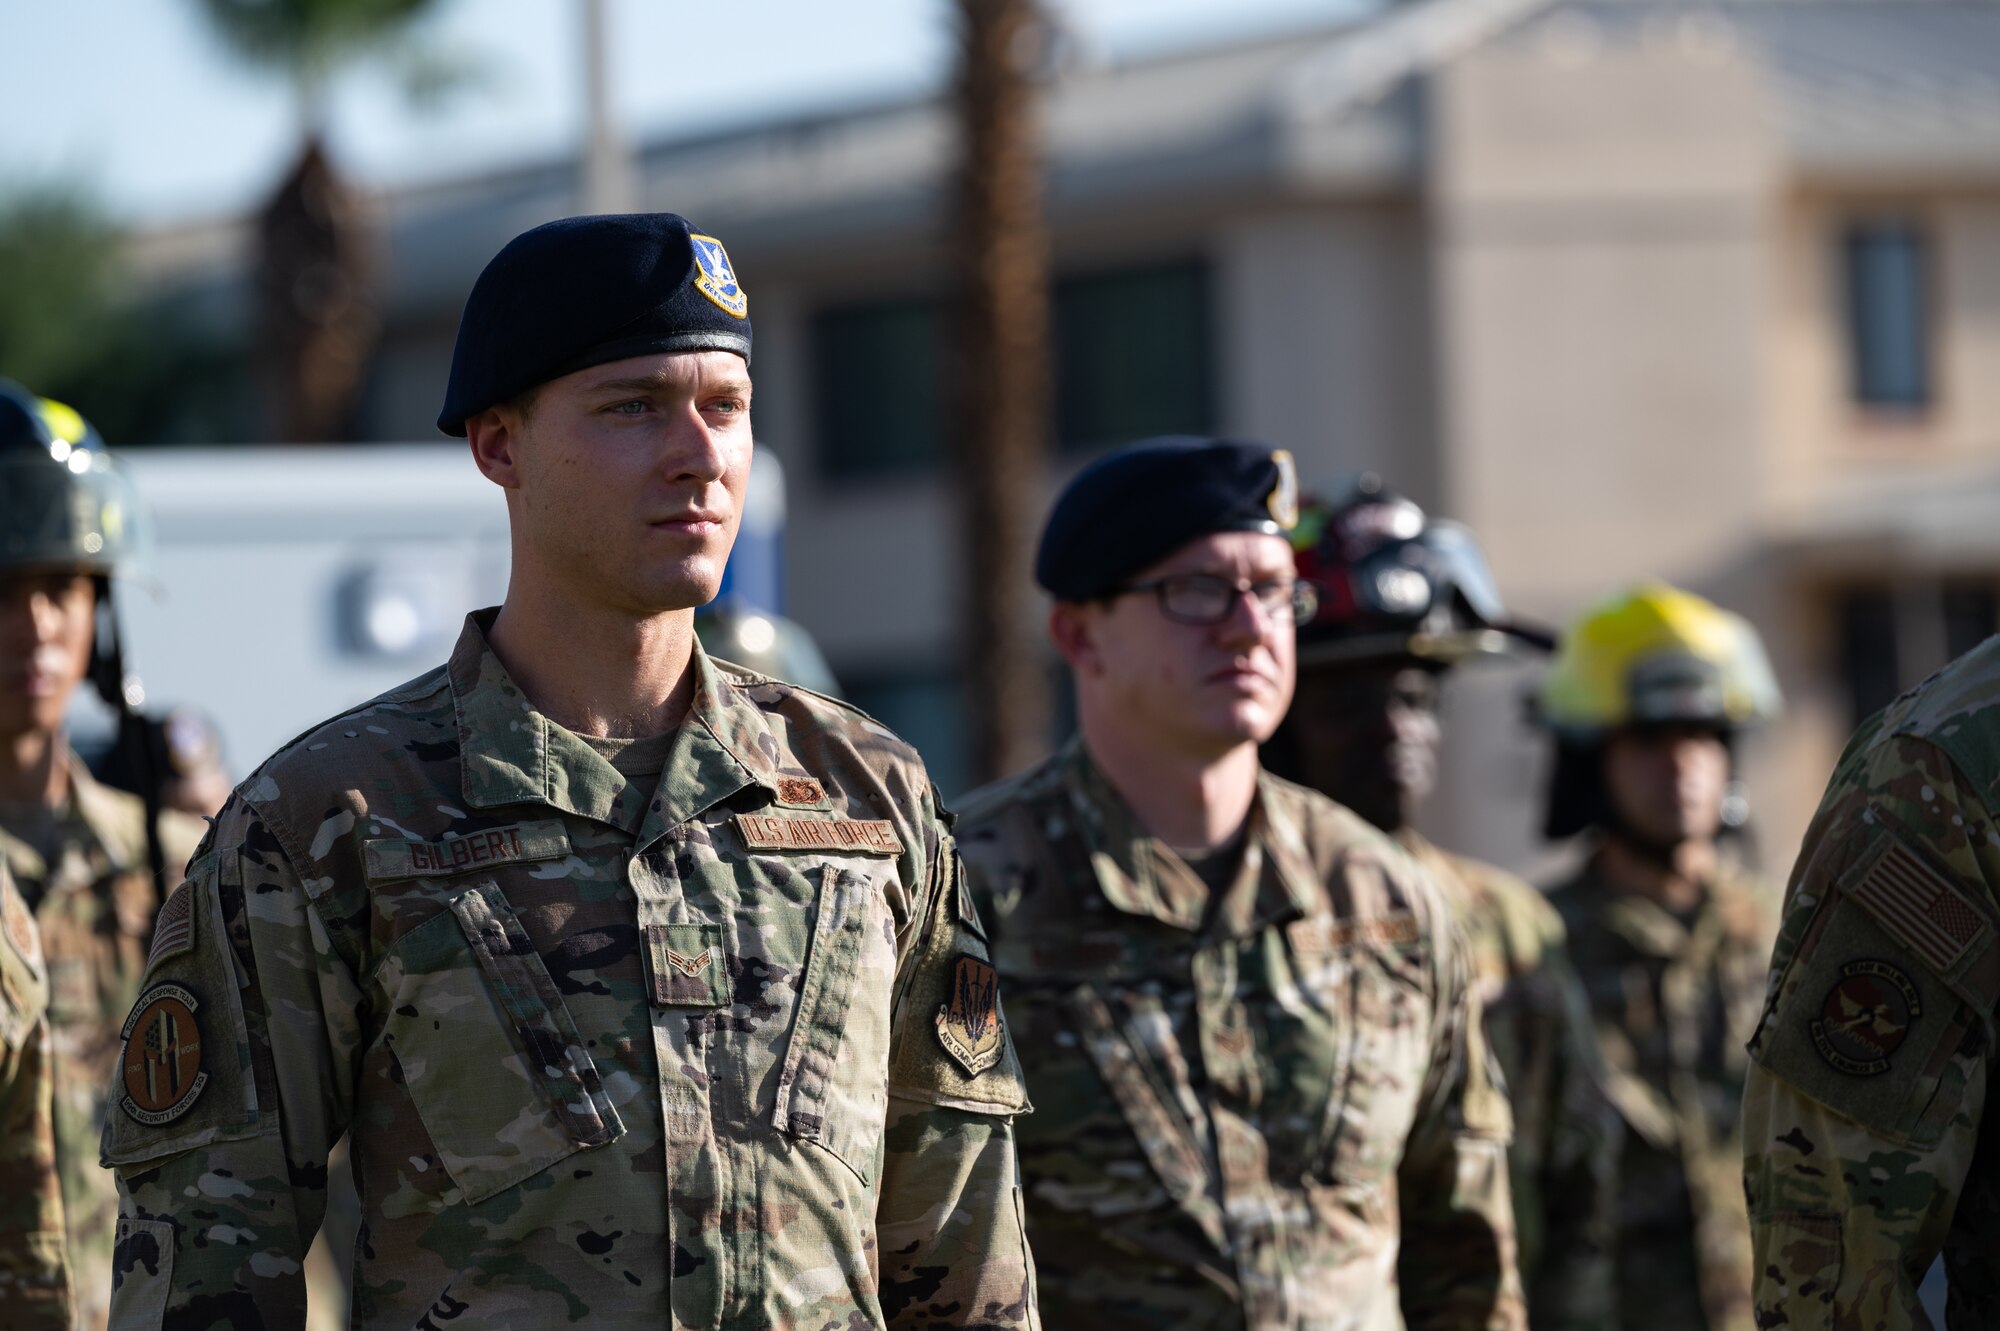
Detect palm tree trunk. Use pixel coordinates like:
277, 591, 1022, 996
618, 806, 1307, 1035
254, 137, 378, 442
950, 0, 1053, 785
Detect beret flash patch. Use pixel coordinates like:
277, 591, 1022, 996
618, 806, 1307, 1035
936, 955, 1004, 1077
691, 234, 748, 319
1268, 449, 1299, 530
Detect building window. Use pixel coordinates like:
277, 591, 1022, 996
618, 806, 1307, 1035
810, 260, 1212, 480
1844, 221, 1931, 409
1836, 579, 1996, 727
1054, 261, 1212, 452
811, 296, 946, 479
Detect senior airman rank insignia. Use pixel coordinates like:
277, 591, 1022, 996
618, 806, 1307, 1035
690, 233, 748, 318
120, 984, 208, 1125
936, 955, 1004, 1077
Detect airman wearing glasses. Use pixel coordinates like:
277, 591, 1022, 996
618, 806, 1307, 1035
954, 436, 1524, 1331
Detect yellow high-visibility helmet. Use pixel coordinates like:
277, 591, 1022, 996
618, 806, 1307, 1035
1540, 582, 1781, 738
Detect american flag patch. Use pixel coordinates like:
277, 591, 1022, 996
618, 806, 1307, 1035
148, 881, 195, 969
1845, 840, 1989, 973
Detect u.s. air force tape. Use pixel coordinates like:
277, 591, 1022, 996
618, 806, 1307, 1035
733, 814, 903, 856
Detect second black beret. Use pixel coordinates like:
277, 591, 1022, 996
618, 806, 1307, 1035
436, 212, 753, 436
1035, 435, 1300, 601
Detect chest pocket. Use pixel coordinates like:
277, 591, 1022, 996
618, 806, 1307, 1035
772, 862, 894, 1184
1304, 926, 1435, 1182
378, 881, 625, 1204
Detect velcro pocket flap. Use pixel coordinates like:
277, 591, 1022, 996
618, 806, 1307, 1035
101, 858, 265, 1171
774, 865, 885, 1181
380, 882, 624, 1203
1752, 887, 1970, 1149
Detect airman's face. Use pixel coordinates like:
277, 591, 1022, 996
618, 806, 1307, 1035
469, 350, 754, 616
1056, 531, 1298, 759
0, 571, 95, 740
1286, 660, 1441, 833
1603, 723, 1731, 849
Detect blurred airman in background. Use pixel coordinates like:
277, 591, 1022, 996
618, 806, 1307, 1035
0, 383, 204, 1328
1538, 584, 1783, 1331
0, 858, 73, 1328
958, 437, 1523, 1330
1268, 478, 1620, 1331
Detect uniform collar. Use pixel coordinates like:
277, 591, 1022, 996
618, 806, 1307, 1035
447, 611, 783, 851
1578, 849, 1766, 958
1059, 737, 1318, 939
0, 750, 130, 894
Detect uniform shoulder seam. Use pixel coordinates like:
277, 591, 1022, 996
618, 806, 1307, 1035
715, 659, 923, 761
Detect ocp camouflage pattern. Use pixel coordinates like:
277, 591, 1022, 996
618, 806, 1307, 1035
0, 756, 202, 1330
1744, 635, 2000, 1328
956, 741, 1523, 1331
1399, 835, 1618, 1331
0, 861, 73, 1327
101, 611, 1039, 1330
1549, 852, 1776, 1331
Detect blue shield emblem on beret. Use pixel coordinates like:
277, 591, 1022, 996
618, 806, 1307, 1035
690, 234, 748, 319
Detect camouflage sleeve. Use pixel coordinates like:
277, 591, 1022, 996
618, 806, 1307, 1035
0, 872, 72, 1327
1396, 913, 1526, 1331
1743, 731, 2000, 1329
877, 798, 1039, 1330
99, 797, 362, 1330
1526, 943, 1621, 1331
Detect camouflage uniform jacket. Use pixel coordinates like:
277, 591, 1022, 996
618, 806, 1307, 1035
1, 861, 73, 1327
0, 754, 202, 1331
1399, 835, 1618, 1331
1549, 852, 1776, 1331
99, 613, 1039, 1331
956, 740, 1522, 1331
1743, 637, 2000, 1328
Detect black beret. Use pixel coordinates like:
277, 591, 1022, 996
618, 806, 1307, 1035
436, 212, 752, 436
1035, 435, 1300, 601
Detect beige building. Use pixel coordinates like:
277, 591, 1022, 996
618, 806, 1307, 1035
135, 0, 2000, 878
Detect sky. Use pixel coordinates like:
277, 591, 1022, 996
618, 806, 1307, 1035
3, 0, 1362, 230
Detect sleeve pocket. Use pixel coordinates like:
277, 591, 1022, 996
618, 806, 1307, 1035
379, 881, 625, 1204
774, 863, 886, 1183
107, 1218, 175, 1330
1750, 1211, 1841, 1331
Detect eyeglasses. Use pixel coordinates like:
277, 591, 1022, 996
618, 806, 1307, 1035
1113, 574, 1319, 627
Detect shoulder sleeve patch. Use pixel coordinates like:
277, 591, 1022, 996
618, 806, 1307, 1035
101, 860, 267, 1170
887, 841, 1029, 1115
147, 880, 197, 970
1748, 872, 1978, 1149
1840, 835, 1991, 977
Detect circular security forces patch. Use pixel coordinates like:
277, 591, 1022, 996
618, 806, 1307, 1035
120, 983, 208, 1125
1810, 959, 1921, 1076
